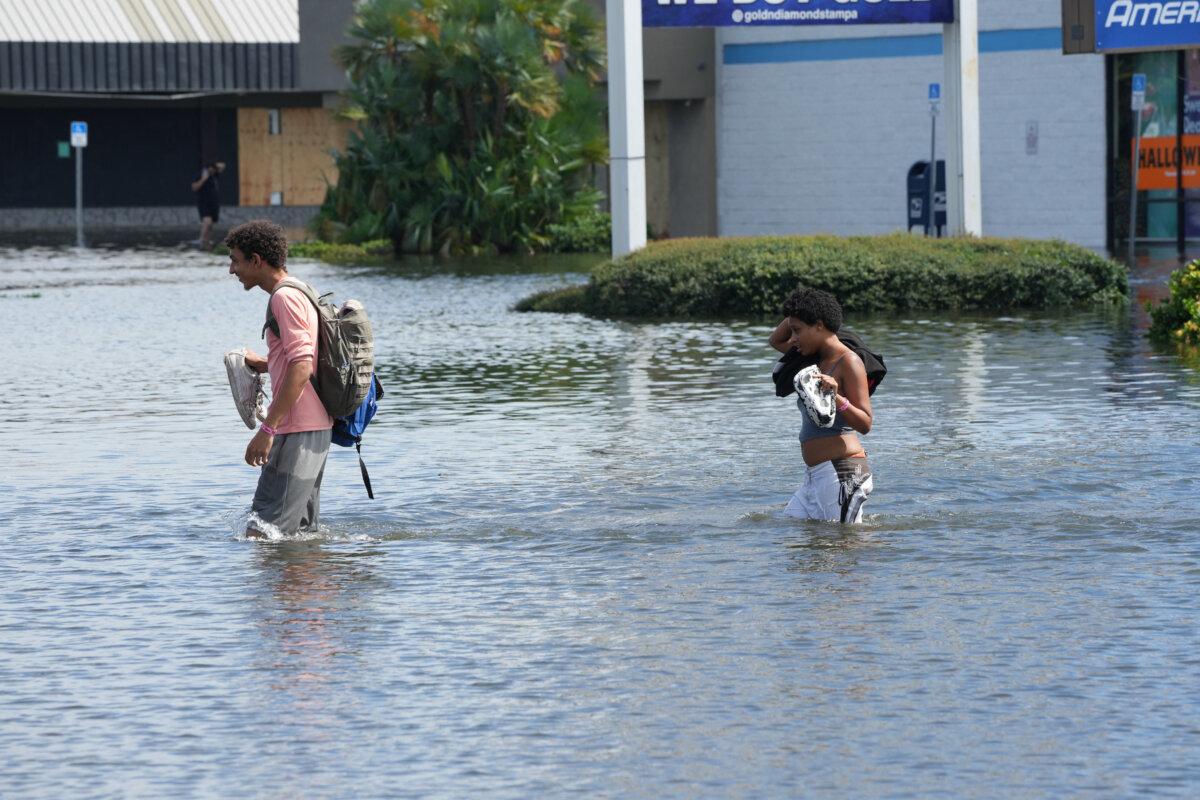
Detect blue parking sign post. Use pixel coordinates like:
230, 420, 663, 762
71, 121, 88, 248
1128, 75, 1145, 266
927, 85, 941, 237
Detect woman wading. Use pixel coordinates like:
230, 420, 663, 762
769, 288, 875, 523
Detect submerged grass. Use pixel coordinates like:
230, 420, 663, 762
288, 239, 395, 265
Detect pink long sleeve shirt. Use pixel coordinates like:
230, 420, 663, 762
266, 285, 333, 433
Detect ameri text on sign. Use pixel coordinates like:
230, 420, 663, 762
1096, 1, 1200, 51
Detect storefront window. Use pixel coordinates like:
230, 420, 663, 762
1185, 50, 1200, 239
1135, 51, 1179, 241
1113, 48, 1200, 252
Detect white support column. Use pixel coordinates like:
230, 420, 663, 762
943, 0, 982, 236
605, 0, 647, 258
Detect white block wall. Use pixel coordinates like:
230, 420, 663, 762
715, 0, 1108, 248
977, 48, 1105, 245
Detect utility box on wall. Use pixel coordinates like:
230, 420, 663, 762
1061, 0, 1098, 54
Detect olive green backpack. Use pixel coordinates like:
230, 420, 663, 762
263, 278, 374, 418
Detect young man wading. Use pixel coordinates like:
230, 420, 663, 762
226, 221, 333, 538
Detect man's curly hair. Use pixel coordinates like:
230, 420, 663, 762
225, 220, 288, 268
781, 287, 843, 332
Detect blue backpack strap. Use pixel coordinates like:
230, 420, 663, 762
357, 374, 384, 498
333, 374, 383, 498
356, 441, 374, 499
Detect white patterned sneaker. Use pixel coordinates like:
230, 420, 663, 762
224, 349, 267, 429
794, 365, 837, 428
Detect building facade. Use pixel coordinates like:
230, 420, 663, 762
712, 0, 1109, 249
6, 0, 1176, 253
592, 0, 720, 238
0, 0, 355, 234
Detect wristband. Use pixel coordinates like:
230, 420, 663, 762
260, 422, 279, 436
836, 397, 851, 413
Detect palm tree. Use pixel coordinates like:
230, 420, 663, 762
319, 0, 607, 254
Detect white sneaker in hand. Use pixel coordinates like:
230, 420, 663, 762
794, 365, 837, 428
224, 349, 267, 429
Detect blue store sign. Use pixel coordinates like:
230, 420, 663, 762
643, 0, 954, 29
1095, 0, 1200, 51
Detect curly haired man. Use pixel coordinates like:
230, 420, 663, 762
226, 220, 332, 538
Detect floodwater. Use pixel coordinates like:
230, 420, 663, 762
2, 246, 1199, 798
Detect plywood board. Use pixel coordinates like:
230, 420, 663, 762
281, 107, 351, 206
238, 106, 351, 206
237, 108, 281, 206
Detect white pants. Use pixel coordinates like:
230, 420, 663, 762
785, 459, 874, 523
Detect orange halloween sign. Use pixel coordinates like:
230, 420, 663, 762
1134, 135, 1200, 190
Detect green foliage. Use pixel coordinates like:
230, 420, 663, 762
546, 210, 610, 253
315, 0, 607, 255
1149, 259, 1200, 351
289, 239, 394, 265
515, 234, 1129, 318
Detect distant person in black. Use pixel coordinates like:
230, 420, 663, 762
190, 161, 226, 249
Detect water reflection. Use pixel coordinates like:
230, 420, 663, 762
250, 544, 380, 725
780, 525, 881, 575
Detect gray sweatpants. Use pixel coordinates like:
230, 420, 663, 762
251, 428, 331, 535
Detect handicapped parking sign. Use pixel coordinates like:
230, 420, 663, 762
70, 121, 88, 147
1131, 73, 1146, 112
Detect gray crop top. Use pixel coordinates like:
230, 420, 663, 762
798, 358, 855, 444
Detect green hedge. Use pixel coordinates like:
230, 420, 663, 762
1149, 259, 1200, 353
515, 234, 1128, 318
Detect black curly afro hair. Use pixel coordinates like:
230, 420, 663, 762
781, 286, 843, 332
224, 219, 288, 269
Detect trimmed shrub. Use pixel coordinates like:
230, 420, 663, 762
515, 234, 1128, 318
1149, 259, 1200, 352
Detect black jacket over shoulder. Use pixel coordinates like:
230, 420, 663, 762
772, 330, 887, 398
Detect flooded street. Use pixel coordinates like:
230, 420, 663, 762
2, 246, 1199, 797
